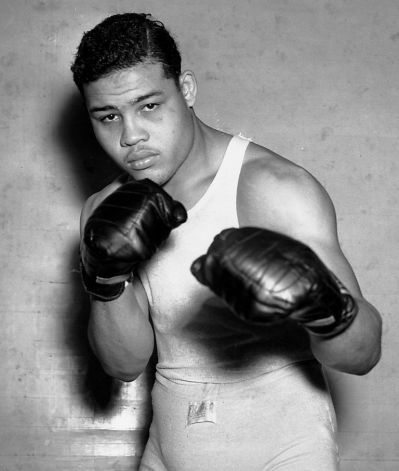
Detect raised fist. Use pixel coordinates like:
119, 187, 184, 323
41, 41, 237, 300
81, 178, 187, 301
191, 227, 357, 338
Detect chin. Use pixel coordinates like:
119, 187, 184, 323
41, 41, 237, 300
128, 169, 169, 186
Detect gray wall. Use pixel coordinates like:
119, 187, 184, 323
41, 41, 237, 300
1, 1, 397, 469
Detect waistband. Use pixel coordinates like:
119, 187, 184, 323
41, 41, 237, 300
154, 359, 325, 399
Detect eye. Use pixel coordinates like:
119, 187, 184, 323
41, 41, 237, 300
142, 103, 159, 112
100, 113, 119, 123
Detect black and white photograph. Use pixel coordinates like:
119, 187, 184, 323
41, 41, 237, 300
0, 1, 396, 470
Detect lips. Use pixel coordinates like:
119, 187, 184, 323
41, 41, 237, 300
126, 149, 159, 170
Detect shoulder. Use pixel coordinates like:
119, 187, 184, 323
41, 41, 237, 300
237, 141, 365, 295
79, 174, 127, 234
237, 142, 337, 243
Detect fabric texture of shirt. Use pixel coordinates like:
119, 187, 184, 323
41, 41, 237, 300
139, 135, 314, 383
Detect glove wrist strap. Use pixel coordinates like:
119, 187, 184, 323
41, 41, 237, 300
80, 262, 132, 302
304, 278, 359, 338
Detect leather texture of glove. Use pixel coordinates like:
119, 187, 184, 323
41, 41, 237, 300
81, 178, 187, 301
191, 227, 358, 338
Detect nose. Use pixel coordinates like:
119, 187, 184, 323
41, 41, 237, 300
120, 116, 149, 147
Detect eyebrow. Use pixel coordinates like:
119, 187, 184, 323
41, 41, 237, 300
88, 91, 165, 113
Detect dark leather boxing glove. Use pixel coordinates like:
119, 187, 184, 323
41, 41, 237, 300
191, 227, 358, 338
81, 178, 187, 301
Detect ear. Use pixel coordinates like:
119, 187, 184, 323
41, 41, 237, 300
179, 70, 197, 107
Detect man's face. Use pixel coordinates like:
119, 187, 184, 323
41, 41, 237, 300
83, 62, 196, 185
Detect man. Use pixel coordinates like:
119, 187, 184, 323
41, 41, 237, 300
71, 13, 382, 470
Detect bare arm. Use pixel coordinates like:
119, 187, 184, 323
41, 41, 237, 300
88, 279, 154, 382
81, 186, 155, 381
300, 234, 382, 374
237, 147, 382, 375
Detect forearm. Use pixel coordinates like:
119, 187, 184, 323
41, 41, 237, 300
79, 179, 187, 380
309, 297, 382, 375
88, 281, 154, 382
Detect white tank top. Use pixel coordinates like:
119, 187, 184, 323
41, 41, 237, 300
139, 135, 313, 383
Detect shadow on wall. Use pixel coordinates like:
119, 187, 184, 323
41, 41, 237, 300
54, 90, 125, 413
66, 243, 125, 413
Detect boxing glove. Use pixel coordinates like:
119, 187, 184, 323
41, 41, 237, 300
191, 227, 358, 338
81, 178, 187, 301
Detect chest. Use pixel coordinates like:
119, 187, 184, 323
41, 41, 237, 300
138, 192, 239, 332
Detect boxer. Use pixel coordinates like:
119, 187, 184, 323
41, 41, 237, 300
72, 13, 382, 470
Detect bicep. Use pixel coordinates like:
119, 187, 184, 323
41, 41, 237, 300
283, 182, 362, 297
286, 185, 363, 298
237, 159, 363, 297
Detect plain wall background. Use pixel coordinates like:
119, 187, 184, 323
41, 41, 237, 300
1, 1, 398, 469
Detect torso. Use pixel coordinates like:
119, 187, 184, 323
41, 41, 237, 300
138, 134, 314, 383
81, 130, 327, 383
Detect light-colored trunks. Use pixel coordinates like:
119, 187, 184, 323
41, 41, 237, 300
139, 361, 339, 471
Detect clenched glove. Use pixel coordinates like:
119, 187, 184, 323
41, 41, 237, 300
80, 178, 187, 301
191, 227, 357, 338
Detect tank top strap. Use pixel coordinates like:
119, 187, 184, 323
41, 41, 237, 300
213, 134, 251, 189
188, 134, 251, 217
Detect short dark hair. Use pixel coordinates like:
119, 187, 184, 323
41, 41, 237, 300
71, 13, 182, 93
